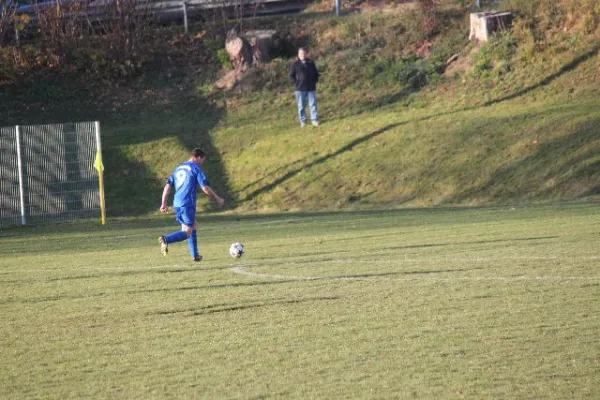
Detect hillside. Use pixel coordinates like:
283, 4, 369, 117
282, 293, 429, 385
1, 0, 599, 216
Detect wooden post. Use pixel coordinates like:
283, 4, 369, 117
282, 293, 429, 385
182, 1, 189, 35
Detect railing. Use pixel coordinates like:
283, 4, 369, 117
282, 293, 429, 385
12, 0, 309, 22
1, 0, 310, 42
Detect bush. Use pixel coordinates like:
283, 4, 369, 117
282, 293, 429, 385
503, 0, 600, 35
471, 31, 517, 77
365, 55, 432, 90
216, 49, 233, 70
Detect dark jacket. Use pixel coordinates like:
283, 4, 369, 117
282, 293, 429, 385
290, 59, 319, 91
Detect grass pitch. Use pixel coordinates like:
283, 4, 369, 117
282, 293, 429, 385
1, 204, 599, 399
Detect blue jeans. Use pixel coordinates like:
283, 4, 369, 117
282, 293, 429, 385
295, 91, 318, 125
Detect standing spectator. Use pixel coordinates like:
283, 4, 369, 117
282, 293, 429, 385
290, 48, 320, 127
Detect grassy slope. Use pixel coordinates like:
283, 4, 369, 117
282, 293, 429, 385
212, 9, 600, 213
1, 3, 599, 216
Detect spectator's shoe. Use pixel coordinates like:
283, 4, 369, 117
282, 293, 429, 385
159, 236, 168, 256
312, 120, 320, 127
300, 122, 306, 127
193, 256, 203, 262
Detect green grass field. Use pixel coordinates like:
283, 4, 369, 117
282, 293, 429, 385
1, 204, 599, 398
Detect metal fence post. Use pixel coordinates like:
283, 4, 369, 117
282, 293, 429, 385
182, 1, 189, 35
15, 125, 27, 226
335, 0, 340, 16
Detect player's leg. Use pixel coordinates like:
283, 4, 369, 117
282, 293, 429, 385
175, 206, 201, 261
187, 223, 201, 262
158, 207, 192, 256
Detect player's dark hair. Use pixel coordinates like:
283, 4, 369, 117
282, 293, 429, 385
191, 148, 205, 159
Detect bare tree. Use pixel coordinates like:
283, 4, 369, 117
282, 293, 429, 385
0, 0, 17, 44
198, 0, 265, 36
31, 0, 156, 63
417, 0, 438, 38
29, 0, 96, 52
201, 0, 240, 35
417, 0, 437, 13
92, 0, 155, 61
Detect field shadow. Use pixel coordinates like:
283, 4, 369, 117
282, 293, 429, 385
482, 44, 600, 107
0, 80, 228, 217
322, 43, 600, 147
448, 116, 600, 203
242, 122, 405, 202
318, 36, 600, 123
382, 236, 559, 251
2, 40, 598, 221
134, 279, 295, 294
147, 296, 339, 316
0, 292, 107, 305
102, 97, 228, 216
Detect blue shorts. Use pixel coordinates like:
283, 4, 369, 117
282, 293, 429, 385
174, 206, 196, 227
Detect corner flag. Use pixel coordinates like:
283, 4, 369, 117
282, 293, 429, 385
94, 150, 104, 172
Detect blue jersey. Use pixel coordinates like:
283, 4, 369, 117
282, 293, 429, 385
167, 161, 210, 208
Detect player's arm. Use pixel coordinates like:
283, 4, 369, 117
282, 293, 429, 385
160, 183, 172, 213
202, 185, 225, 207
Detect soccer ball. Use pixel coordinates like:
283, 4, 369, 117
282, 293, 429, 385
229, 242, 245, 258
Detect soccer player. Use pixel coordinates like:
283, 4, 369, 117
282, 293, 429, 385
158, 148, 225, 262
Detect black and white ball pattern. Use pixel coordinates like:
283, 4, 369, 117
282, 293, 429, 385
229, 242, 245, 258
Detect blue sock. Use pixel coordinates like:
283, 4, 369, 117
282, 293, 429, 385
188, 230, 199, 259
165, 230, 188, 244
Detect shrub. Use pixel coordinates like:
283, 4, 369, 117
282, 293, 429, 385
216, 49, 233, 70
503, 0, 600, 35
365, 55, 432, 90
471, 31, 517, 77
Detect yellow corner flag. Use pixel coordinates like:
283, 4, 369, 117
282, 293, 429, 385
94, 149, 107, 225
94, 150, 104, 172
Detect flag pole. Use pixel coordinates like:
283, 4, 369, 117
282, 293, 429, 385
94, 121, 107, 225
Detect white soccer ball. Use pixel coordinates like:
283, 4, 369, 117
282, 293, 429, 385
229, 242, 245, 258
